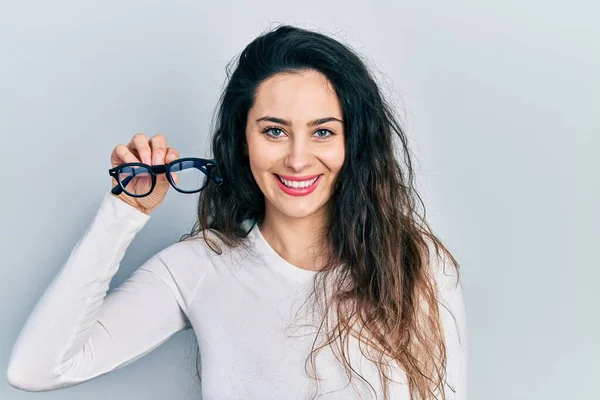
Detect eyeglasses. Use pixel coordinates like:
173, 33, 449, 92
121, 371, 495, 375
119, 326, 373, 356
108, 157, 223, 198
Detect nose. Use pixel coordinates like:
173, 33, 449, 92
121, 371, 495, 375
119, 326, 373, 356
284, 135, 313, 172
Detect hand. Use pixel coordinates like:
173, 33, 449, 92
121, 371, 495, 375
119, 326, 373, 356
109, 133, 180, 215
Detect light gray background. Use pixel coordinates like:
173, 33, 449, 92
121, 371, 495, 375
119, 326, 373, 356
1, 1, 598, 399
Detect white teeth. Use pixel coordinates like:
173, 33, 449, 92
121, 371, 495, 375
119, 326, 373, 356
279, 175, 319, 189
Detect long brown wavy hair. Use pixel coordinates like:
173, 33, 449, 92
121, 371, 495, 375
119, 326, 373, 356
179, 24, 461, 400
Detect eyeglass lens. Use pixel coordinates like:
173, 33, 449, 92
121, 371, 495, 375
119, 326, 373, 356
118, 161, 209, 196
169, 160, 209, 192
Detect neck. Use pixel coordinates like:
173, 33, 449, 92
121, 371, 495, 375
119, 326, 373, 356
258, 205, 330, 271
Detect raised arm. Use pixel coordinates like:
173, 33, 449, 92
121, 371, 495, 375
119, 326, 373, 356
6, 192, 192, 392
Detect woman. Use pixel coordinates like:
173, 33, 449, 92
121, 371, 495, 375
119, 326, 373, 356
7, 25, 467, 399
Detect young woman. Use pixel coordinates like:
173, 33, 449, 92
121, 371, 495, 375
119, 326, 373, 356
7, 25, 467, 399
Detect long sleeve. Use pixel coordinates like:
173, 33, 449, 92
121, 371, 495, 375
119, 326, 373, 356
6, 192, 192, 392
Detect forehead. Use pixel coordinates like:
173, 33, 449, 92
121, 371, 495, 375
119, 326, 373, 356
251, 70, 343, 119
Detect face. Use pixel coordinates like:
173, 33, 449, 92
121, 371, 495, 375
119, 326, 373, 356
245, 69, 345, 222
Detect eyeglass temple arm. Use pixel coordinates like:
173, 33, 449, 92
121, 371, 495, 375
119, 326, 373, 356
202, 164, 224, 185
110, 174, 134, 195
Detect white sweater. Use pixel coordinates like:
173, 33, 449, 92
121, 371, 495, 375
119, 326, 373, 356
7, 192, 468, 399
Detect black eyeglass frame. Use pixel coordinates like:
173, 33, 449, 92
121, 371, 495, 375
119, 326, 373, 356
108, 157, 223, 198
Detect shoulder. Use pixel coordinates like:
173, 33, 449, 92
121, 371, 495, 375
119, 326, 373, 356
423, 237, 462, 292
143, 230, 224, 296
155, 227, 249, 277
422, 238, 468, 395
157, 229, 224, 269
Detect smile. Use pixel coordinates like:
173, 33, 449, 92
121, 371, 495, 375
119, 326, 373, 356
273, 174, 322, 196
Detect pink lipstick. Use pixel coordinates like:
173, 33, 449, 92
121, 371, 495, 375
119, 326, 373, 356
273, 174, 322, 196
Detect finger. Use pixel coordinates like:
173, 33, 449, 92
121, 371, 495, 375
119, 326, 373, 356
114, 144, 141, 165
165, 147, 180, 184
125, 134, 145, 158
165, 146, 179, 163
128, 133, 152, 166
171, 170, 179, 185
149, 134, 168, 166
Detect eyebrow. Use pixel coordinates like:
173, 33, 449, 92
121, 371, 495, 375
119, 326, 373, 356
255, 116, 344, 127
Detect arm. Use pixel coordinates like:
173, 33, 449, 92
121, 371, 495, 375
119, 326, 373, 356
7, 192, 192, 392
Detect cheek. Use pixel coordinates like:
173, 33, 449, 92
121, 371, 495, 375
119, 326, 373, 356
322, 145, 345, 173
247, 142, 279, 176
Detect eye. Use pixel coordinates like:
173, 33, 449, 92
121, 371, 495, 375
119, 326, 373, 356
260, 126, 335, 140
314, 129, 334, 139
261, 126, 286, 138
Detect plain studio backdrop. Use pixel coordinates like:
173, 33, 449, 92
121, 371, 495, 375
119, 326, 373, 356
1, 1, 598, 399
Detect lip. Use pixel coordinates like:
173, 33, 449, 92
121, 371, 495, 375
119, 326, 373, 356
276, 173, 321, 181
274, 173, 322, 196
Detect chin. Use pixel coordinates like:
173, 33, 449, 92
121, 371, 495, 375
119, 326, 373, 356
278, 204, 320, 219
270, 198, 327, 220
